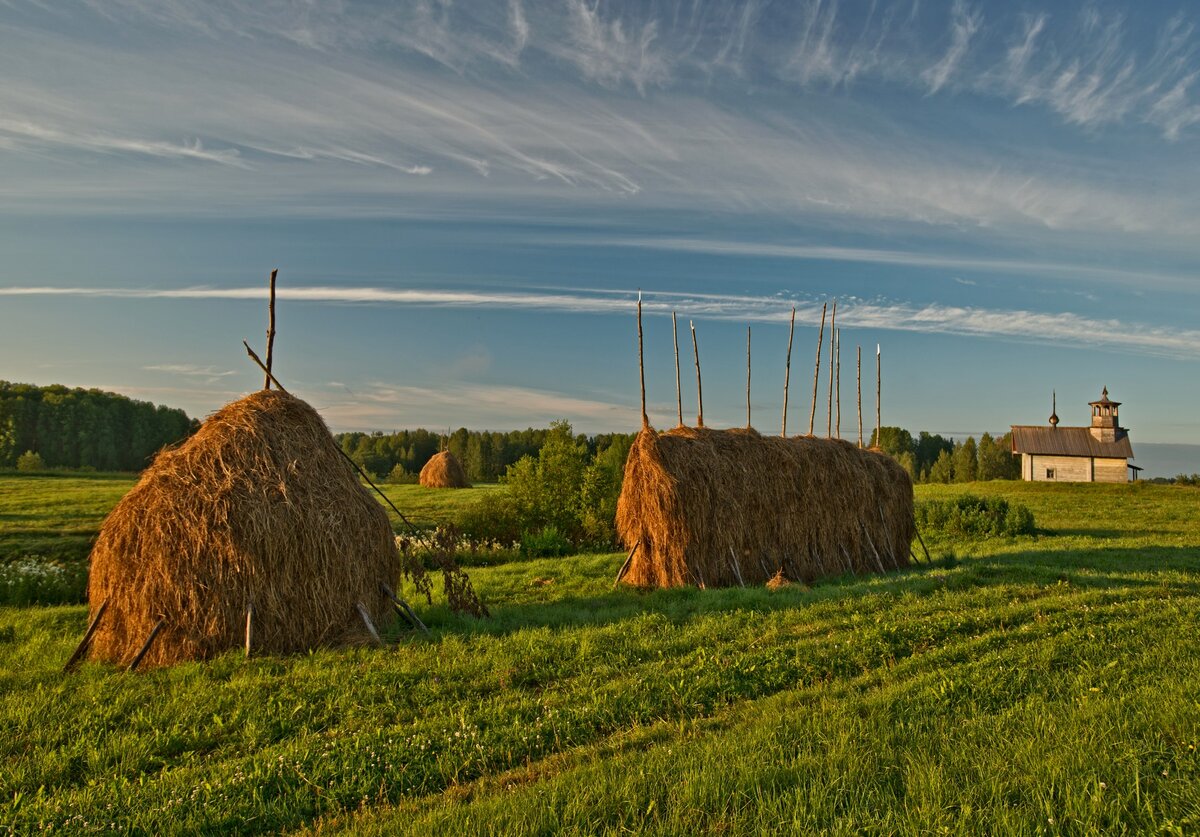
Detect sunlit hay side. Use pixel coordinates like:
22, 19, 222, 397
419, 451, 471, 489
616, 426, 914, 588
86, 390, 398, 669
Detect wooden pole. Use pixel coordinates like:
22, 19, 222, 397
356, 602, 384, 647
63, 599, 108, 673
381, 583, 430, 635
264, 268, 278, 390
782, 306, 795, 437
614, 543, 639, 588
637, 291, 648, 429
876, 344, 882, 448
857, 345, 863, 448
808, 302, 827, 435
672, 311, 682, 427
835, 328, 841, 439
746, 326, 752, 428
691, 320, 704, 427
244, 602, 254, 658
243, 341, 288, 393
826, 300, 836, 437
127, 616, 166, 672
728, 546, 746, 588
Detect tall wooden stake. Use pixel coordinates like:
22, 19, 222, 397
691, 320, 704, 427
782, 306, 795, 437
857, 345, 863, 447
672, 311, 682, 426
264, 268, 278, 390
826, 300, 836, 437
876, 343, 882, 448
808, 302, 827, 435
835, 328, 841, 439
746, 326, 752, 428
244, 602, 254, 658
637, 291, 648, 428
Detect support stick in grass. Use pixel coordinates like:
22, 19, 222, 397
782, 306, 795, 437
746, 325, 751, 428
356, 602, 383, 647
63, 598, 108, 673
827, 300, 836, 438
672, 311, 682, 427
915, 525, 932, 563
127, 616, 166, 672
808, 302, 827, 435
614, 543, 639, 588
244, 602, 254, 658
381, 583, 430, 635
857, 345, 863, 447
691, 320, 704, 427
637, 291, 648, 429
264, 268, 278, 390
728, 546, 746, 588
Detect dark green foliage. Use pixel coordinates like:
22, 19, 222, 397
1175, 473, 1200, 486
15, 450, 44, 472
0, 381, 195, 471
952, 436, 978, 483
520, 526, 573, 557
873, 426, 1019, 483
916, 494, 1036, 538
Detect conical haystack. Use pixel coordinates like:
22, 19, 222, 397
616, 426, 914, 588
419, 450, 471, 488
86, 389, 398, 668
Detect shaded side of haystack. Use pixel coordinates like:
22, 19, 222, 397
419, 450, 471, 489
616, 426, 914, 588
87, 390, 398, 668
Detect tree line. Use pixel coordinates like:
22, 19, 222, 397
869, 427, 1021, 483
0, 381, 198, 471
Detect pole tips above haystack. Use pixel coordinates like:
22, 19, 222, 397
85, 389, 398, 669
419, 450, 471, 489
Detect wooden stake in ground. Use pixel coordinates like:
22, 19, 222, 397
876, 343, 882, 448
857, 345, 863, 447
835, 328, 841, 439
127, 616, 166, 672
782, 306, 796, 437
672, 311, 683, 427
691, 320, 704, 427
808, 302, 827, 435
63, 599, 108, 673
826, 300, 837, 437
244, 602, 254, 658
637, 291, 648, 429
264, 268, 278, 390
746, 326, 752, 428
355, 602, 384, 647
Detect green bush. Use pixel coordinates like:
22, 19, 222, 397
0, 558, 87, 605
15, 450, 44, 472
915, 494, 1036, 539
520, 526, 573, 557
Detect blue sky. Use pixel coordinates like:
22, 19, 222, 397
2, 1, 1199, 454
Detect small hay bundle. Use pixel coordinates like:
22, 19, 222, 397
86, 390, 398, 668
616, 426, 914, 588
419, 450, 471, 488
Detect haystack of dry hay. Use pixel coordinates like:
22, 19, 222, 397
86, 389, 398, 668
419, 450, 471, 488
616, 426, 914, 588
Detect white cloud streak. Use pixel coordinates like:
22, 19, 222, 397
5, 283, 1199, 359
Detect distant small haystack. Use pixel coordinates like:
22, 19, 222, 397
86, 390, 398, 668
616, 426, 914, 588
419, 450, 471, 489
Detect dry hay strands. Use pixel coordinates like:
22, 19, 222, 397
615, 425, 914, 588
86, 389, 400, 669
419, 451, 471, 489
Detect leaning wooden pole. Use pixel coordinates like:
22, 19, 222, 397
782, 306, 796, 437
691, 320, 704, 427
826, 300, 836, 437
672, 311, 683, 426
835, 328, 841, 439
637, 291, 648, 429
746, 326, 752, 428
127, 616, 166, 672
63, 599, 108, 673
808, 302, 827, 435
264, 268, 278, 390
876, 343, 882, 448
857, 345, 863, 447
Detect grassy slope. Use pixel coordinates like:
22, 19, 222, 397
0, 481, 1197, 833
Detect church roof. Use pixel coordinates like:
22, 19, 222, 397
1089, 386, 1120, 408
1010, 425, 1133, 459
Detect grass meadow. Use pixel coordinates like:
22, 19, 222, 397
0, 475, 1197, 833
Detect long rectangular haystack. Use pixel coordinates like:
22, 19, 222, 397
616, 426, 914, 587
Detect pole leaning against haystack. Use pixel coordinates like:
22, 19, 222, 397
127, 616, 166, 672
876, 344, 882, 448
746, 326, 752, 428
691, 320, 704, 427
782, 306, 796, 437
63, 598, 108, 673
857, 345, 863, 447
355, 602, 384, 647
381, 583, 430, 635
808, 302, 827, 435
244, 602, 254, 658
264, 269, 278, 390
827, 300, 836, 438
637, 291, 648, 429
672, 311, 683, 427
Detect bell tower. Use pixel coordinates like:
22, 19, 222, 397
1088, 387, 1122, 444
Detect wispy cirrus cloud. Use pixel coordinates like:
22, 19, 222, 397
5, 283, 1199, 359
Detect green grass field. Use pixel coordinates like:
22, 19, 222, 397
0, 477, 1198, 833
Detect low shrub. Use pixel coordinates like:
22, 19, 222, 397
0, 558, 87, 605
915, 494, 1036, 539
520, 526, 573, 558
